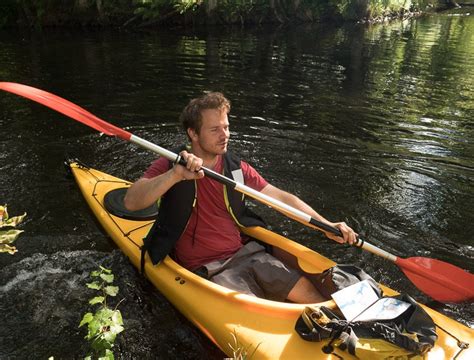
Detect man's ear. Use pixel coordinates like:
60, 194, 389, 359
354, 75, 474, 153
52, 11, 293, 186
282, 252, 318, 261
187, 128, 198, 141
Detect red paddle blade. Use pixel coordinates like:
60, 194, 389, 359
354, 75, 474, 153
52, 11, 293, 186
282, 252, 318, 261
396, 257, 474, 303
0, 82, 131, 140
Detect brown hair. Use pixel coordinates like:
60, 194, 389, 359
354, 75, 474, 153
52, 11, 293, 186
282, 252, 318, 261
180, 92, 230, 138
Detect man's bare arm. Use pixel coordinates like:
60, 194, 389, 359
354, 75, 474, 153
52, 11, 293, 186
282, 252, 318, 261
260, 184, 357, 244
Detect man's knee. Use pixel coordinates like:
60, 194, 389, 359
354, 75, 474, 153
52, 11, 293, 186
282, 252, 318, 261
287, 276, 327, 303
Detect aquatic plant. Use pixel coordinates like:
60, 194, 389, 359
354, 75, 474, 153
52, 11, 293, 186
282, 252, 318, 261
0, 204, 27, 254
227, 329, 260, 360
79, 266, 124, 360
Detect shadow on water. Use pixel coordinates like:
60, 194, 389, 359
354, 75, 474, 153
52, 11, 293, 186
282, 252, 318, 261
1, 9, 473, 358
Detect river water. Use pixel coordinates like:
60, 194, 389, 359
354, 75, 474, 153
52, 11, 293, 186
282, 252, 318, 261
1, 9, 473, 359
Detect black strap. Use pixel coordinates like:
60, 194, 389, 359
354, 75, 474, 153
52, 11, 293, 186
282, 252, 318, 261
140, 245, 147, 275
294, 306, 337, 342
140, 220, 159, 275
295, 299, 437, 356
338, 329, 358, 355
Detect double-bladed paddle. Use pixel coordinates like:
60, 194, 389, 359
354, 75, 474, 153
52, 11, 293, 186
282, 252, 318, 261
1, 81, 473, 303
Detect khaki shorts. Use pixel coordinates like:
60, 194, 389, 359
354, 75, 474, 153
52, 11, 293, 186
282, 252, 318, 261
202, 241, 301, 301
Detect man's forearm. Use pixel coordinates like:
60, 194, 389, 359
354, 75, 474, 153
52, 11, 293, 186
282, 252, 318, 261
124, 169, 180, 211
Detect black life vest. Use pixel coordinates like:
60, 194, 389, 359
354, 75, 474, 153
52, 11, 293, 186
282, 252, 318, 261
141, 146, 265, 267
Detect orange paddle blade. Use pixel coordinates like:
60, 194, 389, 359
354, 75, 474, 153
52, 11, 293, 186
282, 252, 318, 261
397, 257, 474, 303
0, 82, 131, 140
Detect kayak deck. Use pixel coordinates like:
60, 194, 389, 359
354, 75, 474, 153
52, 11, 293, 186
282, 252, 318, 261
70, 161, 474, 359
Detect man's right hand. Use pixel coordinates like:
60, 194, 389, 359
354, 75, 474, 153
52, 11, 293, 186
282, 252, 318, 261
172, 151, 205, 181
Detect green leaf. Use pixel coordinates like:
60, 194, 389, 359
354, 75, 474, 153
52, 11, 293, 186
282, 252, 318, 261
105, 286, 119, 297
89, 296, 105, 305
0, 205, 8, 224
99, 266, 112, 274
91, 270, 101, 277
0, 243, 17, 254
103, 331, 117, 344
87, 319, 101, 339
110, 323, 124, 335
87, 282, 102, 290
91, 336, 111, 351
111, 310, 123, 326
79, 312, 94, 327
98, 349, 115, 360
0, 229, 24, 244
100, 273, 114, 283
0, 213, 27, 228
96, 308, 114, 322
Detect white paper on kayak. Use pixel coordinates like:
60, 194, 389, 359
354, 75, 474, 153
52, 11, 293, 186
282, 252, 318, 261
356, 297, 411, 322
331, 279, 380, 321
332, 280, 411, 322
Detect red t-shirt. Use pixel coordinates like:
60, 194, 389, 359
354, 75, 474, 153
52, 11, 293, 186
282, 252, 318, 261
143, 155, 268, 270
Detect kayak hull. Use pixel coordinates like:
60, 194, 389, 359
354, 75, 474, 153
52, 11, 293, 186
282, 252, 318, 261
70, 161, 473, 359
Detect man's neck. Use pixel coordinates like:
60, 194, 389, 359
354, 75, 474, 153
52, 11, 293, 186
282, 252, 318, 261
190, 145, 219, 169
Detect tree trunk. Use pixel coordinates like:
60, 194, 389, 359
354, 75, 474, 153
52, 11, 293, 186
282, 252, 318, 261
292, 0, 301, 13
97, 0, 107, 25
446, 0, 461, 8
207, 0, 217, 15
97, 0, 103, 17
19, 1, 35, 27
75, 0, 89, 12
270, 0, 287, 23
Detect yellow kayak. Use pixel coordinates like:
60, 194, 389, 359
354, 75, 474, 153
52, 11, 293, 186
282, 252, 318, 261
69, 160, 473, 359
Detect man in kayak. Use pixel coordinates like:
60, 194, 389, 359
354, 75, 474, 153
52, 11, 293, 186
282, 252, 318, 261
124, 92, 357, 303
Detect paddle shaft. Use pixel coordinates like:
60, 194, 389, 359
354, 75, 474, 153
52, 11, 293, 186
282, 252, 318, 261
131, 136, 326, 221
133, 138, 335, 227
132, 135, 398, 257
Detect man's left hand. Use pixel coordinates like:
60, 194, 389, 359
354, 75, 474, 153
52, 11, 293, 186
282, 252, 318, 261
325, 222, 358, 245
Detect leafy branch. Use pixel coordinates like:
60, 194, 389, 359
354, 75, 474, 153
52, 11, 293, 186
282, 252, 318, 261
79, 266, 124, 360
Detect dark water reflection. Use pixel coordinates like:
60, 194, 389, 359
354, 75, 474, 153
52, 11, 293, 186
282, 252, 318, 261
1, 9, 473, 359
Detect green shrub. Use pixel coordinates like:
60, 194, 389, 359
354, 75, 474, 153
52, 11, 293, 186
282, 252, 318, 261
79, 266, 124, 360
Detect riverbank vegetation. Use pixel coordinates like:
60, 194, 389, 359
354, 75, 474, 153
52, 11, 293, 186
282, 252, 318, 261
0, 1, 453, 29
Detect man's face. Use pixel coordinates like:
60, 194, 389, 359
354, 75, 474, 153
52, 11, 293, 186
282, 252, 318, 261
189, 108, 230, 156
